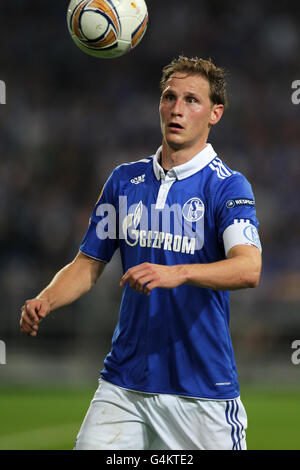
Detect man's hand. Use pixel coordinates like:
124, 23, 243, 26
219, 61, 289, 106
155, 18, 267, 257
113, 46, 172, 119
120, 263, 187, 295
20, 298, 51, 337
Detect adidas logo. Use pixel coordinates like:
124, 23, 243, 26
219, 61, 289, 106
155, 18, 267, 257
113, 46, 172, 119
130, 174, 146, 185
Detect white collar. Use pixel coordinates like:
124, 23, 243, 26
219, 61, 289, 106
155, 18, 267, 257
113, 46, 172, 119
152, 143, 217, 181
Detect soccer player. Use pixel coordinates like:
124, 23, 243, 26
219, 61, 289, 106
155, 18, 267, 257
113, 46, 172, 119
20, 56, 262, 450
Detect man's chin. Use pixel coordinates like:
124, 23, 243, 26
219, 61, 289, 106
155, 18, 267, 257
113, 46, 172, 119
164, 137, 186, 151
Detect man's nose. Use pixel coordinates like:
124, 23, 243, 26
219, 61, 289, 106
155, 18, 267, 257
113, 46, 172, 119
171, 98, 183, 116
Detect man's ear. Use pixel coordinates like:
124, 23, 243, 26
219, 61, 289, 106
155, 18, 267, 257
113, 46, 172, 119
209, 104, 224, 126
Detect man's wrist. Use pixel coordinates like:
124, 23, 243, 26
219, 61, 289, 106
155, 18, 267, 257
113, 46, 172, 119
36, 292, 52, 309
177, 265, 192, 285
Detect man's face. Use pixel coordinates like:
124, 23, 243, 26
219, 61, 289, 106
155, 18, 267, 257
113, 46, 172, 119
159, 72, 223, 153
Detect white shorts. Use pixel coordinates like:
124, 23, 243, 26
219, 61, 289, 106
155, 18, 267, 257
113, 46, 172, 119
74, 379, 247, 450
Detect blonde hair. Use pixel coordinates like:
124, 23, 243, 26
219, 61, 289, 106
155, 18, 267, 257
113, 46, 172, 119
160, 55, 228, 109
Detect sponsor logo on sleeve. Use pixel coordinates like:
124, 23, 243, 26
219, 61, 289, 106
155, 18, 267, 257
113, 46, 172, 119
226, 198, 255, 209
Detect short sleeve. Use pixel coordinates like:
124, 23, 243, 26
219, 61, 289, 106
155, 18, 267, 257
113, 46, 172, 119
215, 173, 262, 256
79, 170, 119, 263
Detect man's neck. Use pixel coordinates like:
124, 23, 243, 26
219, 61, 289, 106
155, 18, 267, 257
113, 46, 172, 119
160, 140, 208, 171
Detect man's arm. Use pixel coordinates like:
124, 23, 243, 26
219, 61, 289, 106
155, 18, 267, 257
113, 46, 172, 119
20, 252, 105, 337
120, 245, 262, 295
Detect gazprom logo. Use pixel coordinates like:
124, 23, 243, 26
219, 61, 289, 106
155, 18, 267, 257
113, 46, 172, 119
122, 200, 144, 247
0, 80, 6, 104
95, 196, 205, 251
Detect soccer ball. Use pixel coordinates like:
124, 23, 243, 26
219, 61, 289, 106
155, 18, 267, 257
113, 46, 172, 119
67, 0, 148, 58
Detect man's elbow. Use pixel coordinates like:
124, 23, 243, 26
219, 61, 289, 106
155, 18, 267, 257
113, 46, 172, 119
246, 274, 260, 289
229, 246, 262, 290
241, 269, 261, 289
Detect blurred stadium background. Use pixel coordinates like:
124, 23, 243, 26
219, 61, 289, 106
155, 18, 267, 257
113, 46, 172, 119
1, 0, 300, 450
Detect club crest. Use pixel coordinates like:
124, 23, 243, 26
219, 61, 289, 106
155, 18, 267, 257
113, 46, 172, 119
182, 198, 205, 222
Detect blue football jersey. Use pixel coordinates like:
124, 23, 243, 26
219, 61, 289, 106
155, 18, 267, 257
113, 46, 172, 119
80, 144, 261, 400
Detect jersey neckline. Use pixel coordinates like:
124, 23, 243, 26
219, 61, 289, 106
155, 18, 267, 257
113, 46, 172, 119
152, 143, 217, 181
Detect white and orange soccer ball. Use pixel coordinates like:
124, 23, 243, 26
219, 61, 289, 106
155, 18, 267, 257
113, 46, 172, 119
67, 0, 148, 58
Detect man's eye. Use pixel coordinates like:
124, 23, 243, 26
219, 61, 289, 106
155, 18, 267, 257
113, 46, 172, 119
187, 96, 197, 103
164, 94, 175, 101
